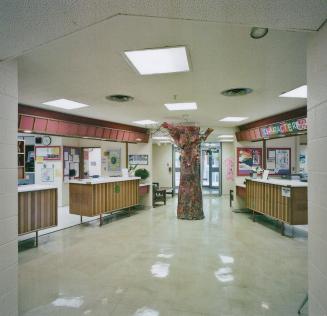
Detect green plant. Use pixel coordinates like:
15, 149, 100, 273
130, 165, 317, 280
128, 164, 138, 172
134, 168, 150, 180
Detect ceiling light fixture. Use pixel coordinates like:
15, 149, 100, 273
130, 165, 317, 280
23, 130, 32, 133
218, 135, 234, 138
220, 117, 248, 122
152, 136, 171, 140
250, 27, 269, 39
133, 120, 158, 125
124, 46, 190, 75
164, 102, 197, 111
43, 99, 90, 110
221, 88, 253, 97
219, 139, 234, 142
279, 85, 307, 98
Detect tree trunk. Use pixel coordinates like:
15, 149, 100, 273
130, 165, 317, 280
162, 123, 213, 220
177, 145, 204, 219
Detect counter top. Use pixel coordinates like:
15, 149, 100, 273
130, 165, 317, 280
246, 178, 308, 187
69, 176, 141, 185
18, 184, 58, 193
235, 177, 249, 188
139, 183, 150, 187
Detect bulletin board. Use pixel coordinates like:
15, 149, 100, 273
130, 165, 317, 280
266, 148, 291, 175
35, 146, 61, 160
63, 146, 81, 182
237, 147, 263, 176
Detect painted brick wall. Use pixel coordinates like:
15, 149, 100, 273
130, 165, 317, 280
307, 22, 327, 316
0, 60, 18, 316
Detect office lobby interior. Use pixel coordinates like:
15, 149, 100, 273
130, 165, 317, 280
1, 2, 327, 316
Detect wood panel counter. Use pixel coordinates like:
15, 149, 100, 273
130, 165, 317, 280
69, 177, 140, 225
246, 178, 308, 234
18, 184, 58, 245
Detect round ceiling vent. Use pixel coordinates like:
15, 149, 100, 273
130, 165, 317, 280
250, 27, 269, 39
106, 94, 134, 102
221, 88, 253, 97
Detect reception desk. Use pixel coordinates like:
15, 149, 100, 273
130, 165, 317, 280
246, 178, 308, 234
69, 177, 140, 225
18, 184, 58, 245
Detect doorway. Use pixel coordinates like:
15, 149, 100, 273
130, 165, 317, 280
201, 143, 221, 195
82, 147, 101, 178
173, 143, 221, 195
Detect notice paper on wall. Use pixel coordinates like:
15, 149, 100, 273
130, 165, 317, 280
281, 187, 291, 198
262, 170, 270, 181
73, 155, 79, 163
41, 167, 54, 182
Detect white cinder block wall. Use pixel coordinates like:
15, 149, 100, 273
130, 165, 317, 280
152, 144, 173, 187
307, 22, 327, 316
0, 60, 18, 315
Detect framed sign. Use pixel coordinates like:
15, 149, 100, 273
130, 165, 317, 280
267, 148, 291, 175
107, 149, 121, 176
35, 146, 61, 160
237, 147, 262, 176
128, 154, 148, 165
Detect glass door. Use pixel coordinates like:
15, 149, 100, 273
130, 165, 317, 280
201, 143, 221, 194
201, 150, 210, 186
174, 146, 181, 189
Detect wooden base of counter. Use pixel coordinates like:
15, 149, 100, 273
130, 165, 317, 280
69, 179, 139, 225
246, 179, 307, 235
18, 188, 58, 246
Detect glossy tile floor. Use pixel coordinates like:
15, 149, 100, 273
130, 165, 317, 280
19, 195, 308, 316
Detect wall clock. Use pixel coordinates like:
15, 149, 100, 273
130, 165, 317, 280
42, 136, 52, 146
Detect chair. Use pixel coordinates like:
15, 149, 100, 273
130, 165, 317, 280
152, 183, 166, 207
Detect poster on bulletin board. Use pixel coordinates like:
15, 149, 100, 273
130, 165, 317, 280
35, 146, 61, 160
237, 147, 262, 176
267, 148, 291, 175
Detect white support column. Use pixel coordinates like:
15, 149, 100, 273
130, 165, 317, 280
0, 59, 18, 316
307, 22, 327, 316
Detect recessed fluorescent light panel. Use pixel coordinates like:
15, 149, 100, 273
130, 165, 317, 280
220, 139, 234, 142
133, 120, 158, 125
152, 136, 171, 140
279, 85, 307, 98
220, 117, 248, 122
124, 46, 190, 75
43, 99, 90, 110
164, 102, 197, 111
218, 135, 234, 138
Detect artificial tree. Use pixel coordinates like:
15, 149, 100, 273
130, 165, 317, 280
162, 123, 213, 220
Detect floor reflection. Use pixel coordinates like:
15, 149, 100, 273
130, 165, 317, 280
151, 262, 170, 278
214, 267, 234, 283
134, 306, 159, 316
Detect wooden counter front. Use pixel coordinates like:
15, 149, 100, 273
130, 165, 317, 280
18, 187, 58, 236
69, 179, 140, 219
246, 179, 307, 226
